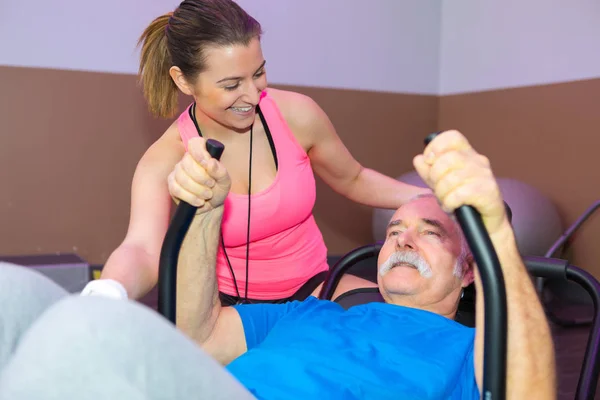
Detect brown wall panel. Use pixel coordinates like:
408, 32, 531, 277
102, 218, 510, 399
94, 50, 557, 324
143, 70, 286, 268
439, 78, 600, 278
0, 66, 437, 264
1, 65, 597, 279
0, 66, 172, 263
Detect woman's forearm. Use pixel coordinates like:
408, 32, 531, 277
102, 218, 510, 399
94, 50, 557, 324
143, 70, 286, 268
99, 244, 159, 300
343, 167, 429, 209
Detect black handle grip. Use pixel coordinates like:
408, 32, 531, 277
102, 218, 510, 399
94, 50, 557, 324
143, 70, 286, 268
424, 132, 442, 147
158, 139, 225, 324
318, 243, 383, 300
206, 139, 225, 160
425, 132, 507, 400
524, 256, 568, 280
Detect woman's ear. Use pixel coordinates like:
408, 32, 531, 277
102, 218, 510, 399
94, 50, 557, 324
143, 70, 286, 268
169, 66, 195, 96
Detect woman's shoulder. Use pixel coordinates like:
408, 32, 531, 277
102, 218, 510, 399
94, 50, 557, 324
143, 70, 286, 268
265, 88, 329, 134
266, 88, 318, 114
138, 120, 185, 169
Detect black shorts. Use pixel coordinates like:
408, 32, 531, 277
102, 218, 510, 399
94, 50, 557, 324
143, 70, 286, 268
219, 271, 328, 306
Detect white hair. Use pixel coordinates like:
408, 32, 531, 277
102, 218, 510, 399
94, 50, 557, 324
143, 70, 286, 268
453, 235, 471, 278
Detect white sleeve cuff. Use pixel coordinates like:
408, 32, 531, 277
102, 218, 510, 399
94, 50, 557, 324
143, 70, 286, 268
80, 279, 129, 300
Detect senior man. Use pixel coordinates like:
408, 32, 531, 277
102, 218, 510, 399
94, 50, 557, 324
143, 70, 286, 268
0, 131, 555, 399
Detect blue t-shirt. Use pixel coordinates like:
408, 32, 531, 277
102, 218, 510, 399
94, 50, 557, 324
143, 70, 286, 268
227, 297, 479, 399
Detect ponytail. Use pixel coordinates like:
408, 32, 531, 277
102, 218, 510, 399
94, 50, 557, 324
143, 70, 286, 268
137, 13, 179, 118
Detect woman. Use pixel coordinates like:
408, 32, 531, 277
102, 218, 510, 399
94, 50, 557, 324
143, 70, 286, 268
81, 0, 427, 305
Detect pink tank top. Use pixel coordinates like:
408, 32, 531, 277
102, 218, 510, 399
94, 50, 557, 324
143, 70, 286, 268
176, 90, 329, 299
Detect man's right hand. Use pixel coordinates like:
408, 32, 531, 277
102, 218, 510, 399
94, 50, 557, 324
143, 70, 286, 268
168, 137, 231, 213
413, 130, 507, 236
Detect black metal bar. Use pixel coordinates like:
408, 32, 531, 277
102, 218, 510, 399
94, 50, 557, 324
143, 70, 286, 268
158, 139, 225, 323
545, 200, 600, 259
524, 256, 569, 279
318, 243, 382, 300
566, 265, 600, 400
523, 257, 600, 399
540, 200, 600, 328
425, 131, 507, 400
455, 206, 507, 400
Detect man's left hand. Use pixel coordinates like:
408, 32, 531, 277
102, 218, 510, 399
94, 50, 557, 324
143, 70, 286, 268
413, 130, 507, 236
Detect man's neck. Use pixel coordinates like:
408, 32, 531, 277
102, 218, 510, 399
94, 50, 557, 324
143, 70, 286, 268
385, 293, 460, 320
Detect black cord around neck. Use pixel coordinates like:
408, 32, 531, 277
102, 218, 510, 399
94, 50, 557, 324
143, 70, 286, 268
189, 103, 252, 304
245, 125, 252, 303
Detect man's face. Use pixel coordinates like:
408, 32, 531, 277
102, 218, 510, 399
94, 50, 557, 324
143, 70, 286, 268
377, 196, 473, 311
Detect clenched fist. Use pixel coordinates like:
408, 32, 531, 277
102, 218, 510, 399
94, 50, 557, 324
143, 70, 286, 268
413, 130, 507, 235
168, 137, 231, 213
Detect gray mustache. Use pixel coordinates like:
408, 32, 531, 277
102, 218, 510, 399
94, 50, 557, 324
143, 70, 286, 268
379, 251, 433, 278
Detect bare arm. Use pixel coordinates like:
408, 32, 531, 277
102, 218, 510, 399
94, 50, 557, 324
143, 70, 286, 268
99, 127, 183, 299
473, 220, 556, 398
176, 206, 247, 364
414, 130, 556, 398
170, 138, 247, 365
274, 90, 428, 209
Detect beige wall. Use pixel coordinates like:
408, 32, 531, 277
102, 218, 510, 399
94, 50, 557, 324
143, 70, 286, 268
0, 66, 597, 279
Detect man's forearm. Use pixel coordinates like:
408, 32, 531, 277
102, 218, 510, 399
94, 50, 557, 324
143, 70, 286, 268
176, 206, 224, 344
344, 167, 429, 209
474, 220, 556, 398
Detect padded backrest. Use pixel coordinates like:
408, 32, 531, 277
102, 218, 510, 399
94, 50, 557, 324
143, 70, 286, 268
334, 286, 476, 328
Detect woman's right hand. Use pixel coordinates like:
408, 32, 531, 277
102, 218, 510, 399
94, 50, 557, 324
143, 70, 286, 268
168, 137, 231, 213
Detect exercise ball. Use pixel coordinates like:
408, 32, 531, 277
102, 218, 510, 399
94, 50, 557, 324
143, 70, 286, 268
372, 171, 564, 257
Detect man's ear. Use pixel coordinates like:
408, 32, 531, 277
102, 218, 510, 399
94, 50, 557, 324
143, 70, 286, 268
169, 66, 195, 96
461, 255, 476, 287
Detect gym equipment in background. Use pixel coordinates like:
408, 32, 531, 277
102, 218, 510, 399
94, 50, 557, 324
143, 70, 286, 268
543, 199, 600, 327
0, 253, 90, 293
